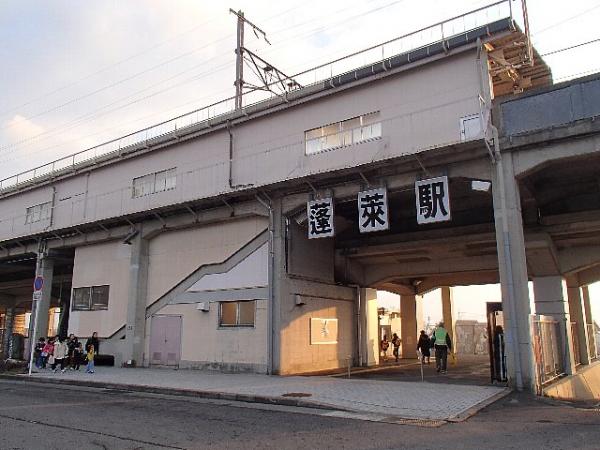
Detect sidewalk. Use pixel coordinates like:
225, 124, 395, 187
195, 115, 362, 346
8, 366, 508, 421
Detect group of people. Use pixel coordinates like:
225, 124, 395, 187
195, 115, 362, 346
381, 322, 453, 374
34, 332, 99, 374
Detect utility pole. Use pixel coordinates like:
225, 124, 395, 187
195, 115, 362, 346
234, 9, 244, 111
230, 9, 270, 111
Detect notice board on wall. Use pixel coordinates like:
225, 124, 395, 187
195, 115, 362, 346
310, 318, 338, 345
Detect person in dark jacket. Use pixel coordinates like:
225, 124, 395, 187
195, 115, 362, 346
416, 330, 431, 364
85, 332, 99, 354
431, 322, 452, 373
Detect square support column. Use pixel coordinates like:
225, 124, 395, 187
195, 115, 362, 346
360, 288, 379, 366
566, 277, 590, 365
492, 151, 534, 391
125, 231, 149, 366
33, 255, 54, 342
1, 298, 16, 357
441, 286, 455, 342
533, 276, 576, 375
401, 295, 418, 358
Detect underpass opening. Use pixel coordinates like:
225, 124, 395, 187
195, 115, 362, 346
0, 249, 74, 361
328, 176, 503, 386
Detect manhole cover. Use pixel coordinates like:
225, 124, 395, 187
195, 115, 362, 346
282, 392, 312, 398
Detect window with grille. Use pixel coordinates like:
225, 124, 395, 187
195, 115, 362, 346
132, 168, 176, 198
219, 301, 255, 327
25, 201, 52, 224
71, 285, 110, 311
305, 112, 382, 155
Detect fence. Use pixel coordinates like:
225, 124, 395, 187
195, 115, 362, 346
587, 324, 598, 361
531, 315, 565, 394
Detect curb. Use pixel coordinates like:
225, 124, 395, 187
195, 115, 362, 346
0, 373, 343, 412
446, 387, 513, 422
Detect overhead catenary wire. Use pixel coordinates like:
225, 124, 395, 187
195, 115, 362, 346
0, 0, 406, 158
0, 0, 325, 127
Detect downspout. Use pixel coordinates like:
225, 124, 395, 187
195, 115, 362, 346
349, 284, 362, 367
256, 193, 274, 375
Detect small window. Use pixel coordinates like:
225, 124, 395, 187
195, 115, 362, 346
305, 112, 382, 155
25, 201, 52, 224
132, 168, 176, 198
71, 285, 110, 311
219, 301, 255, 327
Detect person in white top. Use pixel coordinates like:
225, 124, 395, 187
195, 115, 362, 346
52, 336, 68, 373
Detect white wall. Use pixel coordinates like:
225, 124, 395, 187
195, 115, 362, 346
69, 241, 131, 338
0, 50, 482, 244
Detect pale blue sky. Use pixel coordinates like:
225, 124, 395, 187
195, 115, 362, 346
1, 0, 599, 179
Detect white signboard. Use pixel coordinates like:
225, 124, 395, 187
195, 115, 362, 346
310, 318, 339, 345
357, 187, 389, 233
307, 198, 335, 239
415, 176, 451, 224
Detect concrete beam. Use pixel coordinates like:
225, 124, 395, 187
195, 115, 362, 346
576, 264, 600, 287
363, 255, 499, 286
559, 245, 600, 275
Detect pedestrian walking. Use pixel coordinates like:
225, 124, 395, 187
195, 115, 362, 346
52, 336, 68, 373
85, 344, 95, 374
431, 322, 452, 374
416, 330, 431, 364
381, 335, 390, 361
391, 333, 401, 362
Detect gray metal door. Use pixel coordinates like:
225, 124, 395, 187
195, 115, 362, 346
150, 315, 182, 366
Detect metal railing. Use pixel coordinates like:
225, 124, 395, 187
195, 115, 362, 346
531, 315, 565, 393
0, 0, 513, 193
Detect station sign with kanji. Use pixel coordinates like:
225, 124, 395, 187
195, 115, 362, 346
415, 176, 451, 224
307, 197, 335, 239
357, 187, 389, 233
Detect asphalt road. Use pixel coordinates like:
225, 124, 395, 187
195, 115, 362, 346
0, 379, 598, 450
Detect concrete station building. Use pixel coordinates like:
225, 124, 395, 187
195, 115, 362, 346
1, 2, 599, 397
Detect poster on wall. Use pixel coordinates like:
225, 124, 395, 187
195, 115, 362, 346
310, 318, 339, 345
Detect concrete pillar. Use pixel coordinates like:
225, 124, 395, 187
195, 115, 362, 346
582, 286, 597, 359
533, 276, 576, 375
33, 256, 54, 342
400, 295, 418, 358
359, 288, 379, 366
565, 277, 589, 365
440, 287, 455, 342
492, 151, 534, 391
2, 299, 15, 357
124, 232, 149, 365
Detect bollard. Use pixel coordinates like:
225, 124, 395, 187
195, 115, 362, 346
346, 355, 352, 379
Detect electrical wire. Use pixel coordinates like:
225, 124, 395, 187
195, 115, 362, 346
532, 3, 600, 37
539, 37, 600, 57
0, 0, 398, 156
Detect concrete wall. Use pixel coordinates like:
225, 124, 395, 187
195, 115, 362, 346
544, 361, 600, 401
152, 301, 268, 372
146, 217, 267, 307
0, 50, 482, 244
278, 284, 356, 375
500, 75, 600, 136
69, 241, 131, 338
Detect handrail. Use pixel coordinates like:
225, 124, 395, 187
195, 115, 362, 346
0, 0, 511, 193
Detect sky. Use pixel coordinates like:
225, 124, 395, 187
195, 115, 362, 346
1, 1, 600, 320
1, 0, 600, 181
